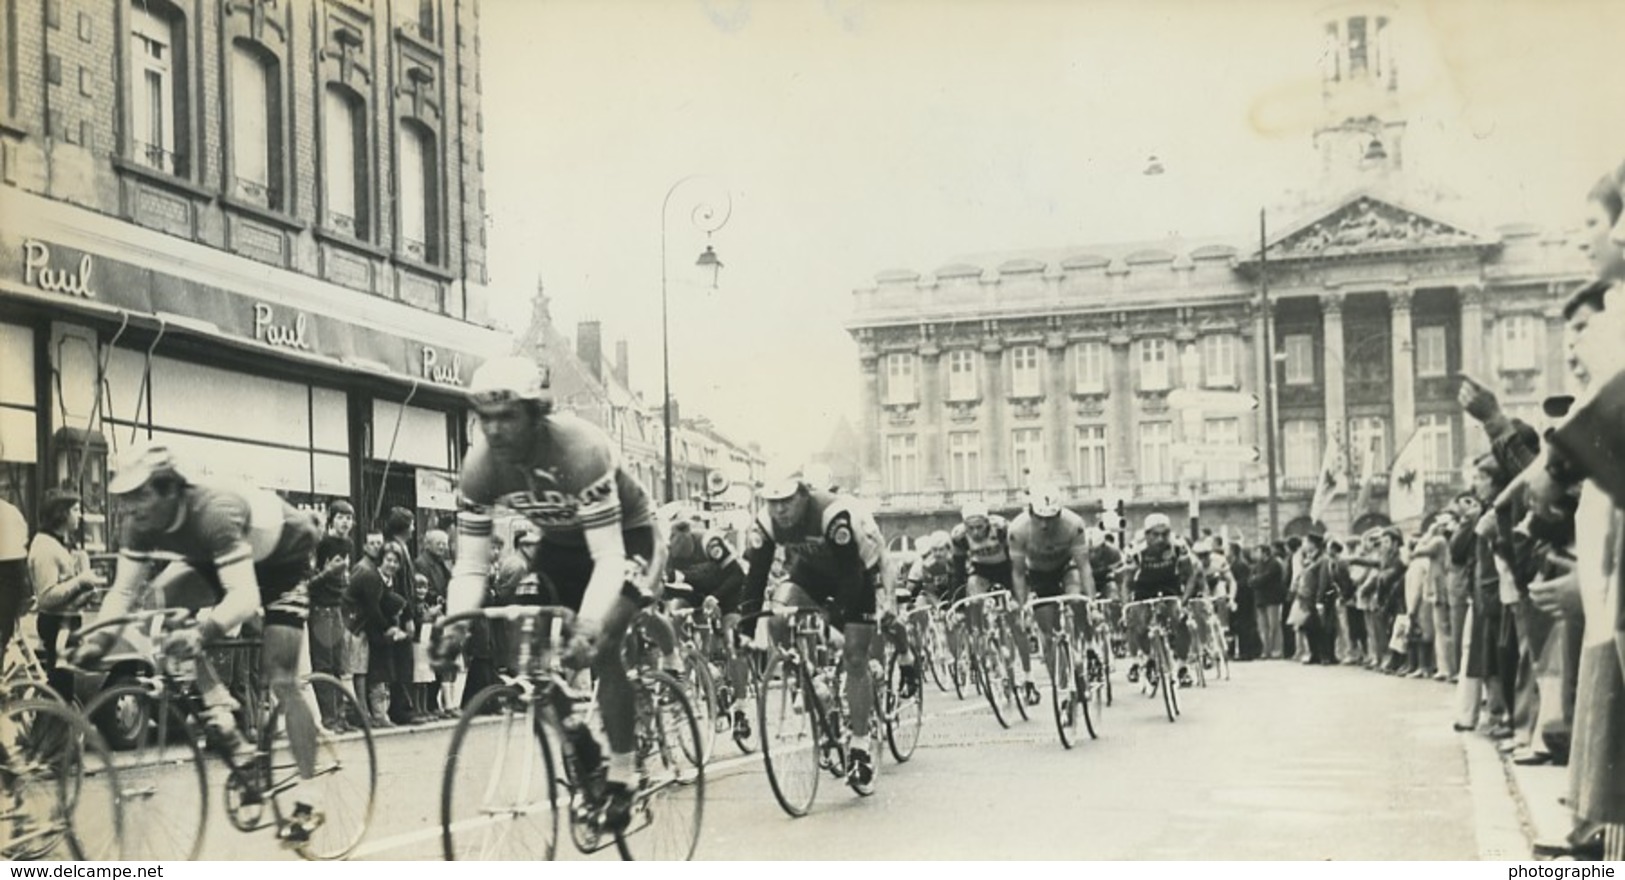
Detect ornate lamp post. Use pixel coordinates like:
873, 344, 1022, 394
661, 177, 732, 502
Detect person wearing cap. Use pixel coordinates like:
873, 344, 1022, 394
71, 441, 325, 814
430, 355, 664, 832
1009, 484, 1095, 706
1122, 511, 1197, 688
742, 465, 898, 796
948, 501, 1013, 599
904, 531, 956, 606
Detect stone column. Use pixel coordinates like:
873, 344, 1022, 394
858, 353, 883, 495
1458, 284, 1489, 458
1046, 332, 1071, 487
1321, 291, 1348, 466
1390, 287, 1417, 447
1109, 331, 1135, 487
920, 342, 945, 492
982, 334, 1007, 490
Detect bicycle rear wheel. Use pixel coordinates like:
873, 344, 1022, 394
977, 631, 1012, 729
261, 674, 377, 860
756, 653, 820, 818
883, 653, 923, 763
616, 670, 705, 861
1049, 634, 1080, 749
441, 685, 558, 861
1, 698, 123, 861
80, 684, 206, 861
1156, 638, 1180, 722
676, 647, 718, 765
722, 654, 760, 754
948, 621, 970, 700
998, 621, 1032, 722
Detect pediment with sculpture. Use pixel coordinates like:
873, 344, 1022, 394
1269, 196, 1485, 260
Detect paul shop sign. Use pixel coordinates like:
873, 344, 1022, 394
420, 345, 465, 387
22, 240, 96, 298
252, 302, 314, 351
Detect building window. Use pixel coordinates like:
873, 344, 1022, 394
1499, 315, 1538, 371
1414, 325, 1447, 378
1347, 15, 1369, 77
1138, 422, 1172, 484
1073, 341, 1107, 393
1201, 334, 1238, 388
1075, 425, 1107, 489
1203, 417, 1242, 480
129, 4, 186, 175
1283, 333, 1315, 385
322, 85, 368, 237
1417, 413, 1454, 476
883, 353, 916, 405
1139, 338, 1169, 391
399, 121, 439, 263
947, 432, 980, 491
1011, 345, 1042, 397
229, 41, 281, 208
1348, 416, 1387, 475
1011, 428, 1044, 483
1283, 420, 1321, 479
947, 349, 977, 401
885, 434, 918, 493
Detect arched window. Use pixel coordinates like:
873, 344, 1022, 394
398, 121, 439, 263
129, 2, 190, 175
230, 40, 282, 208
323, 85, 368, 237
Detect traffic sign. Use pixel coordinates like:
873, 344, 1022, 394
1173, 443, 1261, 463
1167, 389, 1259, 413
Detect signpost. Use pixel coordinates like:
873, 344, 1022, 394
1167, 388, 1260, 413
1172, 443, 1261, 464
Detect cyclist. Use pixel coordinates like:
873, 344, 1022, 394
948, 501, 1012, 597
1192, 536, 1237, 650
1122, 512, 1197, 688
429, 355, 665, 833
1009, 485, 1094, 705
1087, 527, 1125, 603
70, 441, 324, 834
904, 531, 957, 605
741, 468, 901, 795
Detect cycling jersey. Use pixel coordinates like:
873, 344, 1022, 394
458, 413, 654, 546
1009, 509, 1090, 573
741, 490, 884, 628
904, 556, 955, 601
105, 480, 318, 629
1129, 542, 1193, 601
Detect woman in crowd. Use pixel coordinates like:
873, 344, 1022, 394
26, 488, 106, 696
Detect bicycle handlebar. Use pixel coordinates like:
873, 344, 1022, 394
438, 605, 577, 630
77, 607, 195, 639
1028, 595, 1089, 609
947, 590, 1012, 615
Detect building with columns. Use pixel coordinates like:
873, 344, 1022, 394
846, 1, 1589, 541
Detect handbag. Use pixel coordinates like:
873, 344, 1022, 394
1286, 600, 1311, 629
1388, 613, 1412, 654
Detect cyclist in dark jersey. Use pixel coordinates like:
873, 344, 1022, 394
741, 469, 899, 795
1122, 512, 1197, 688
904, 531, 956, 604
73, 441, 324, 821
431, 356, 663, 831
949, 501, 1013, 596
1009, 485, 1094, 707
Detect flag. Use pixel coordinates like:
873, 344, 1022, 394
1353, 433, 1379, 514
1309, 422, 1349, 525
1388, 428, 1428, 524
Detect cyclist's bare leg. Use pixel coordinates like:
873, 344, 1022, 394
153, 565, 238, 722
1031, 602, 1061, 674
592, 594, 641, 759
262, 622, 318, 778
841, 623, 876, 741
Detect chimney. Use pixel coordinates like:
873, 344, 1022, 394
614, 340, 629, 387
576, 321, 602, 383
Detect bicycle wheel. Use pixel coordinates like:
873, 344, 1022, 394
883, 653, 923, 763
948, 622, 970, 701
1, 698, 123, 861
616, 670, 704, 861
1212, 628, 1232, 682
261, 674, 377, 860
1156, 638, 1179, 723
677, 647, 718, 765
81, 684, 206, 861
977, 631, 1012, 729
924, 620, 948, 693
999, 621, 1032, 722
1049, 633, 1080, 749
1085, 641, 1109, 731
442, 685, 558, 861
722, 655, 760, 755
757, 653, 820, 817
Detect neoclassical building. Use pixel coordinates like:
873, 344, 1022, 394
845, 2, 1588, 540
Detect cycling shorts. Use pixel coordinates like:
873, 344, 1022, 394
780, 565, 880, 632
968, 560, 1012, 591
153, 557, 312, 630
1026, 565, 1080, 599
532, 526, 658, 612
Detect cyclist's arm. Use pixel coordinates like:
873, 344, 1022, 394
1069, 532, 1093, 599
1009, 531, 1030, 604
576, 476, 631, 632
198, 540, 261, 640
740, 521, 777, 617
445, 507, 494, 616
948, 533, 970, 592
1180, 554, 1201, 600
96, 550, 153, 621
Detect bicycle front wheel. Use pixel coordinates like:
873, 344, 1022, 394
442, 685, 558, 861
1049, 634, 1080, 749
1, 698, 123, 861
80, 684, 206, 861
262, 674, 377, 860
998, 622, 1031, 722
977, 632, 1012, 729
1156, 638, 1180, 722
616, 670, 705, 861
883, 653, 923, 763
756, 653, 819, 817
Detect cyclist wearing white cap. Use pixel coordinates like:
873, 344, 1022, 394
1122, 512, 1198, 688
430, 354, 662, 832
948, 501, 1012, 598
741, 466, 898, 795
1008, 485, 1094, 706
71, 440, 325, 839
904, 531, 956, 604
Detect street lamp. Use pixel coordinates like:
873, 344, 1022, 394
1259, 207, 1282, 542
661, 176, 732, 503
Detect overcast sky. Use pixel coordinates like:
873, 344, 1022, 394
477, 0, 1625, 464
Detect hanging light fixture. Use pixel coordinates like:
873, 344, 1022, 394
695, 244, 723, 289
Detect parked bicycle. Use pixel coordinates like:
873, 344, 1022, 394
76, 608, 377, 861
440, 604, 704, 861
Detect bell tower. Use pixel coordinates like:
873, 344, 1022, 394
1313, 1, 1406, 192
